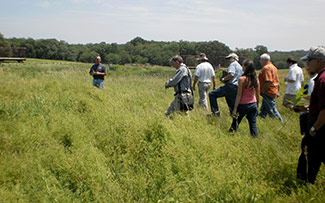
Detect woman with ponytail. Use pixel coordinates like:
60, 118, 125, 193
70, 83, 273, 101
230, 60, 260, 137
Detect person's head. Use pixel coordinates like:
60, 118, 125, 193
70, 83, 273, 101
198, 53, 209, 62
260, 53, 270, 66
242, 60, 258, 89
305, 66, 315, 77
301, 46, 325, 74
286, 57, 297, 66
225, 53, 239, 62
243, 60, 255, 73
170, 55, 184, 68
95, 56, 101, 64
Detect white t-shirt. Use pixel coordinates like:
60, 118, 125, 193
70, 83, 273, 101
194, 62, 215, 83
285, 63, 304, 94
305, 74, 317, 105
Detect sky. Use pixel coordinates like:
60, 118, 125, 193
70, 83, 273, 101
1, 0, 325, 51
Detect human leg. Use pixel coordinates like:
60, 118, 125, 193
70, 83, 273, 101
230, 104, 246, 132
259, 97, 268, 118
166, 95, 180, 117
208, 85, 227, 115
260, 93, 283, 121
283, 94, 296, 108
297, 135, 309, 183
307, 128, 325, 183
93, 79, 98, 87
198, 82, 210, 110
245, 103, 258, 137
225, 84, 237, 114
98, 79, 104, 89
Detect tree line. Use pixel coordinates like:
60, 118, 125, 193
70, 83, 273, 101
0, 33, 306, 69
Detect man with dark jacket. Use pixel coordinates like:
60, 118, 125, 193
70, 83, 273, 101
165, 55, 192, 117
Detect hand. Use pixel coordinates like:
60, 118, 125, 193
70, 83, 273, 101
310, 129, 316, 137
232, 109, 238, 118
293, 106, 306, 113
213, 86, 216, 90
276, 92, 280, 98
192, 86, 196, 91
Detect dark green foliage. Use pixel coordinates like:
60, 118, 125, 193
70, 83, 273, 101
1, 33, 308, 68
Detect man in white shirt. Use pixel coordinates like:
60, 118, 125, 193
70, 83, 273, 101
283, 57, 304, 108
192, 53, 216, 109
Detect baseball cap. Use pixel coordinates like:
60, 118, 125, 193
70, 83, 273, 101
197, 53, 209, 61
301, 46, 325, 61
225, 53, 239, 61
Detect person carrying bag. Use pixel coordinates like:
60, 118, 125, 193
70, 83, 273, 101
165, 55, 194, 117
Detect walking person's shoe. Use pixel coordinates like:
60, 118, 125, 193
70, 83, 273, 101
207, 111, 220, 117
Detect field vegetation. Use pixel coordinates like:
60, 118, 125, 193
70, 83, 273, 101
0, 59, 324, 202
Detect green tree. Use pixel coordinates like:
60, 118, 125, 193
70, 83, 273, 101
105, 53, 121, 64
254, 45, 269, 69
79, 50, 98, 63
0, 33, 10, 57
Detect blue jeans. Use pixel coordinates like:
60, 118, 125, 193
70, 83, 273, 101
209, 83, 237, 114
259, 93, 282, 121
230, 102, 258, 137
93, 79, 104, 89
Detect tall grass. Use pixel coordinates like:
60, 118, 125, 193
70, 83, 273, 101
0, 59, 324, 202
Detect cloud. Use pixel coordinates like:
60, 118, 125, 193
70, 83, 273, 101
36, 1, 51, 8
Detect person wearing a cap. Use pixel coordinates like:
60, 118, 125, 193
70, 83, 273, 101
208, 53, 243, 119
192, 53, 216, 110
258, 53, 283, 121
299, 46, 325, 184
89, 56, 107, 89
294, 65, 317, 184
283, 57, 304, 108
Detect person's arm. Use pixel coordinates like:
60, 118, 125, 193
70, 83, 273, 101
95, 66, 107, 76
285, 78, 295, 83
255, 80, 260, 106
94, 72, 106, 76
211, 76, 216, 90
222, 73, 234, 83
310, 109, 325, 136
165, 68, 184, 88
232, 77, 244, 117
192, 76, 199, 91
89, 66, 94, 75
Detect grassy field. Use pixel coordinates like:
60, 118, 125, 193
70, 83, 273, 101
0, 59, 324, 202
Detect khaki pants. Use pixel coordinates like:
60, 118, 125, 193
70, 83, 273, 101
283, 94, 296, 108
198, 82, 211, 110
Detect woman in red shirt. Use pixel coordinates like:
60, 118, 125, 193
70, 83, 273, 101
230, 60, 260, 137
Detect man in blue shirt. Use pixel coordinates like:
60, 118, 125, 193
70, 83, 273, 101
208, 53, 243, 118
89, 56, 107, 89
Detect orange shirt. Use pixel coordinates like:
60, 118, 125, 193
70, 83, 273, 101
258, 62, 279, 98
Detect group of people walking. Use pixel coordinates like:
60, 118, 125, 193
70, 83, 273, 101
164, 47, 324, 184
88, 46, 324, 184
165, 52, 283, 138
